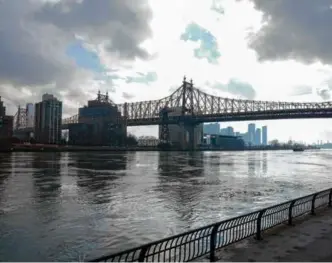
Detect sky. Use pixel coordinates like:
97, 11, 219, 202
1, 0, 332, 143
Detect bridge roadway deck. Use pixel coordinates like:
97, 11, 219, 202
200, 208, 332, 262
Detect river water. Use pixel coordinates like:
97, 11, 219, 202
0, 150, 332, 261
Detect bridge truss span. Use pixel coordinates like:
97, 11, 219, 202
62, 114, 78, 126
193, 88, 332, 115
115, 79, 332, 125
13, 77, 332, 130
116, 83, 190, 122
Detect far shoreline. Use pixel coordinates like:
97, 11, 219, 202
0, 144, 321, 153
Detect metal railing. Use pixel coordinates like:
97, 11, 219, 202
90, 188, 332, 262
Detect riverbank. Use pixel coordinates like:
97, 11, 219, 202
0, 144, 321, 153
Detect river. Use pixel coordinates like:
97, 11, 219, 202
0, 150, 331, 261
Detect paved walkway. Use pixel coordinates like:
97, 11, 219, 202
201, 208, 332, 262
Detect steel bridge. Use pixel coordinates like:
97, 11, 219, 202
13, 77, 332, 131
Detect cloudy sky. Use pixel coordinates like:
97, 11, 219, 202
1, 0, 332, 143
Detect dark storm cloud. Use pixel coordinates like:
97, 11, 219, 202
247, 0, 332, 65
34, 0, 153, 60
0, 0, 153, 114
0, 0, 74, 87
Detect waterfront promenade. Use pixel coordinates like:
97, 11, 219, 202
202, 209, 332, 262
89, 187, 332, 262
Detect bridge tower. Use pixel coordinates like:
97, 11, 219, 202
159, 107, 171, 147
158, 76, 199, 150
180, 77, 198, 151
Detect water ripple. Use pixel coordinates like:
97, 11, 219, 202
0, 150, 332, 261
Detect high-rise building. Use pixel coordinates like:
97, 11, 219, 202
248, 123, 256, 145
26, 103, 34, 128
34, 94, 62, 144
220, 128, 227, 135
262, 126, 268, 145
255, 128, 261, 146
226, 126, 234, 136
0, 97, 13, 139
203, 123, 220, 135
42, 93, 56, 101
0, 96, 5, 117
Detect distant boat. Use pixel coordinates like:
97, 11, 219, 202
293, 146, 305, 152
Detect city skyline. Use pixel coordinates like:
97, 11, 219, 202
3, 93, 331, 144
204, 123, 268, 146
1, 1, 332, 143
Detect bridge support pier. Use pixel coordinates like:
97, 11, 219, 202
185, 124, 196, 151
180, 122, 202, 151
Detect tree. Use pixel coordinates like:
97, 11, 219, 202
126, 134, 138, 146
270, 139, 279, 147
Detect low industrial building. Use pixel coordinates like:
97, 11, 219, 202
203, 134, 245, 150
68, 92, 127, 146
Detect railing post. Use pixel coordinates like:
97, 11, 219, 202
255, 209, 266, 240
138, 245, 149, 262
210, 223, 220, 262
311, 193, 318, 215
329, 189, 332, 208
288, 200, 296, 226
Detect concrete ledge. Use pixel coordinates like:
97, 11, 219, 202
199, 207, 332, 262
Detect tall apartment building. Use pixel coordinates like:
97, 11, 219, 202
34, 94, 62, 144
0, 96, 5, 117
26, 103, 34, 128
255, 128, 261, 146
220, 127, 234, 136
203, 123, 220, 135
262, 126, 268, 145
248, 123, 256, 145
226, 126, 234, 136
